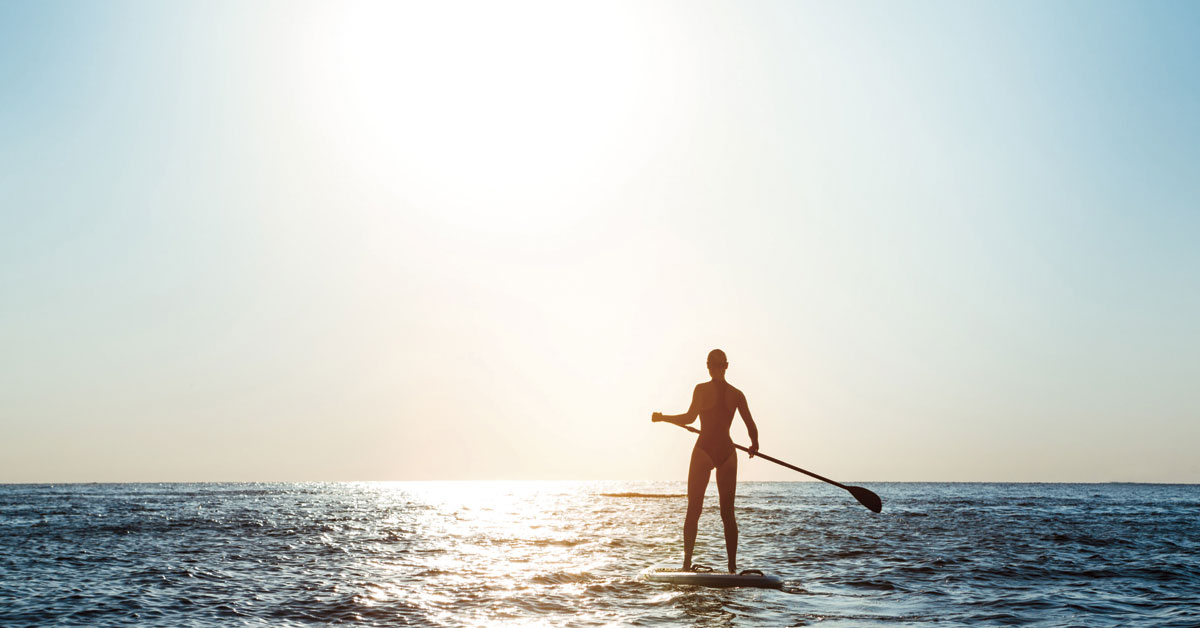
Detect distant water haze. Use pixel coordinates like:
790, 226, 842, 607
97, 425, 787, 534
1, 1, 1198, 483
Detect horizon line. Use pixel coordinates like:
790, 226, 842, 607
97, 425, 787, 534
3, 479, 1198, 486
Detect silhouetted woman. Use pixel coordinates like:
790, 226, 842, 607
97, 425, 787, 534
653, 349, 759, 573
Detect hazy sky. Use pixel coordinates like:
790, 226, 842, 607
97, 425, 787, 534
2, 1, 1197, 483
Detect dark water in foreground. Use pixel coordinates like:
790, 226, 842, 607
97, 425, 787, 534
1, 482, 1198, 626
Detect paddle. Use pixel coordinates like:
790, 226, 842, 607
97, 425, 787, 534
672, 423, 882, 513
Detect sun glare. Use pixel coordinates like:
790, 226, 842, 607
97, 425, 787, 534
294, 1, 658, 233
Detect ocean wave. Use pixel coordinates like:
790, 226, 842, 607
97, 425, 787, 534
2, 482, 1197, 627
530, 571, 595, 585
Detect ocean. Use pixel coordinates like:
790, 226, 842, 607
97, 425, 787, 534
1, 482, 1197, 626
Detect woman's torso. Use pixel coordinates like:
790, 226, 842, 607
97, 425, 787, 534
698, 381, 737, 448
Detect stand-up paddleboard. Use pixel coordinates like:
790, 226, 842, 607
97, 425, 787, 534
641, 564, 784, 589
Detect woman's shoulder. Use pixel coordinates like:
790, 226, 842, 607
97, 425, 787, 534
697, 381, 743, 397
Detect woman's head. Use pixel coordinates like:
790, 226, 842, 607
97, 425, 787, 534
707, 349, 728, 376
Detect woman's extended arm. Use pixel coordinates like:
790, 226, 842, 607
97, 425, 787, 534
652, 385, 701, 426
738, 392, 759, 458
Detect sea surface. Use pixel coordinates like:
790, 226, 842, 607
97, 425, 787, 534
1, 482, 1197, 627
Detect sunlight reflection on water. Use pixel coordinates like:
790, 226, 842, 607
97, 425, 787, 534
2, 482, 1199, 626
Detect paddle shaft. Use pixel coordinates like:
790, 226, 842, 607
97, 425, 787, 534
678, 424, 848, 490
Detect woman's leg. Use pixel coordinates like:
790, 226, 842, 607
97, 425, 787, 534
684, 445, 714, 569
715, 453, 738, 572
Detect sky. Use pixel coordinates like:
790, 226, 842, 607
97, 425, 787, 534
1, 0, 1197, 483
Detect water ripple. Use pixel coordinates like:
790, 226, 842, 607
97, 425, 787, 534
1, 482, 1198, 626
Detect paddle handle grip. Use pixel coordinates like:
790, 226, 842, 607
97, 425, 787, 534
678, 424, 848, 490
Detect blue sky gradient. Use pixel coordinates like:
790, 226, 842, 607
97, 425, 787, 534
2, 1, 1197, 482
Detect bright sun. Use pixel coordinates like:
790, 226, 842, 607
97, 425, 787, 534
293, 1, 662, 232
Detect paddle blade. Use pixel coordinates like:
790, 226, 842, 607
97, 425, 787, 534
848, 485, 882, 513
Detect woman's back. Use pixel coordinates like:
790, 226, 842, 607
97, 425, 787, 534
697, 381, 738, 466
